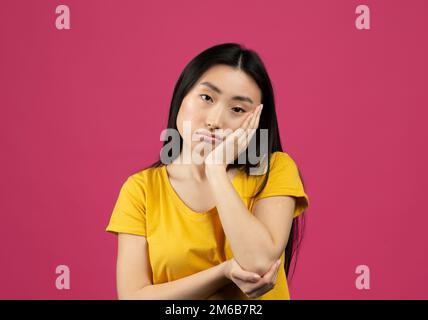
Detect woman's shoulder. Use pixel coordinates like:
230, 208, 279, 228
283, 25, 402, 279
270, 151, 297, 167
124, 164, 164, 190
250, 151, 296, 175
239, 151, 296, 180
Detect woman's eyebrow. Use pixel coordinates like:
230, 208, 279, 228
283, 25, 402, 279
200, 81, 254, 104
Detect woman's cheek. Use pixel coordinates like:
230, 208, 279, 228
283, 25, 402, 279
183, 105, 205, 128
225, 118, 242, 132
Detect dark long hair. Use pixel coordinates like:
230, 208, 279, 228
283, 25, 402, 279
146, 43, 307, 280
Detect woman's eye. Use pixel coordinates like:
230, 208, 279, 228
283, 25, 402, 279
199, 95, 245, 113
200, 94, 213, 103
231, 106, 245, 113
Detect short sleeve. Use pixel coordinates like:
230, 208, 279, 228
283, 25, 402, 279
105, 176, 147, 236
254, 152, 309, 219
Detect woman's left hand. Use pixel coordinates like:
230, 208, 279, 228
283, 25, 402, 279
224, 257, 281, 299
204, 104, 263, 169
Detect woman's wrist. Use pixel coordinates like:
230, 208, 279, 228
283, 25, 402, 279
221, 260, 232, 281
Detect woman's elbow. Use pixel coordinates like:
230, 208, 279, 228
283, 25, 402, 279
117, 286, 150, 300
241, 258, 277, 276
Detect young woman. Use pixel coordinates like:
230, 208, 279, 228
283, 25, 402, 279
106, 43, 309, 300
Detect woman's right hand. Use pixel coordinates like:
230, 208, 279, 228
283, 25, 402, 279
223, 258, 281, 299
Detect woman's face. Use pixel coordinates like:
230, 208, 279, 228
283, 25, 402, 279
176, 64, 262, 155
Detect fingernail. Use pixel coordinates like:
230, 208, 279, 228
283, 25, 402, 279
260, 104, 263, 110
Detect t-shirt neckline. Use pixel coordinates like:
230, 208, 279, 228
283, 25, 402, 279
161, 164, 242, 220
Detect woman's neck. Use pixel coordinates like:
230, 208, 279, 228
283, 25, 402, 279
168, 152, 209, 183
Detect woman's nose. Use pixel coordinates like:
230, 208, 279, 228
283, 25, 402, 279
205, 105, 225, 130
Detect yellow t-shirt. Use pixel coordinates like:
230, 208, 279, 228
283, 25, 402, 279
106, 151, 309, 300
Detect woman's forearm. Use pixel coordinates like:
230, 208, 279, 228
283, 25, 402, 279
206, 166, 276, 275
123, 261, 230, 300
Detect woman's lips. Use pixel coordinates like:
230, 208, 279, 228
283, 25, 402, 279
196, 132, 223, 143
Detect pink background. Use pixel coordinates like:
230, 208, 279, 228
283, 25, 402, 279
1, 0, 427, 299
